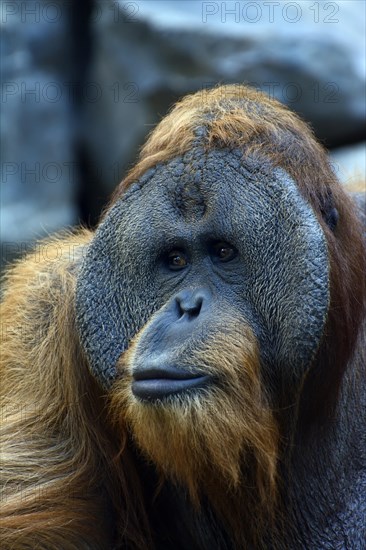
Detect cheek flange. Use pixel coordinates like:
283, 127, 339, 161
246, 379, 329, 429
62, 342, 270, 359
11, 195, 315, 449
75, 205, 127, 389
75, 199, 158, 390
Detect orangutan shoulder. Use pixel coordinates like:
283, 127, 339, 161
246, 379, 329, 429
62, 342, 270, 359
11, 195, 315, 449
1, 229, 93, 358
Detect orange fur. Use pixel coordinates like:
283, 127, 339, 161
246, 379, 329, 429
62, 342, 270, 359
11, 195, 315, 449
0, 232, 150, 549
113, 85, 331, 203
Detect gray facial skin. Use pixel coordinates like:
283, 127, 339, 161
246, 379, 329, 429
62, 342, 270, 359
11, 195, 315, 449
76, 147, 329, 393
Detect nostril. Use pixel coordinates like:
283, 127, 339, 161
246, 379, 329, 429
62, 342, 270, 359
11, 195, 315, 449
176, 299, 185, 318
175, 290, 205, 319
192, 296, 203, 315
186, 300, 202, 318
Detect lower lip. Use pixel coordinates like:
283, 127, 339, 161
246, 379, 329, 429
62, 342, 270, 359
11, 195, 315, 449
131, 375, 211, 401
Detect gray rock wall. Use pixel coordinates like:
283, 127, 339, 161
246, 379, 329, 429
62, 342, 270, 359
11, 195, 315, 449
1, 0, 78, 264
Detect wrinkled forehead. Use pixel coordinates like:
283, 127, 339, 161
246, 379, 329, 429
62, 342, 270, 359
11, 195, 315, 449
120, 147, 313, 241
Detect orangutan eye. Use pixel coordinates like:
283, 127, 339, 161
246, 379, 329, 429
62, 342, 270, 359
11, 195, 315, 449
212, 242, 237, 262
167, 250, 188, 270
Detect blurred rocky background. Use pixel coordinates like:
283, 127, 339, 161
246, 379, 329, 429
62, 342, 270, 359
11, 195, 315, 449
1, 0, 365, 266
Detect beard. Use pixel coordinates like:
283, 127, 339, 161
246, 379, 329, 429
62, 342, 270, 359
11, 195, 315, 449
110, 319, 279, 526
